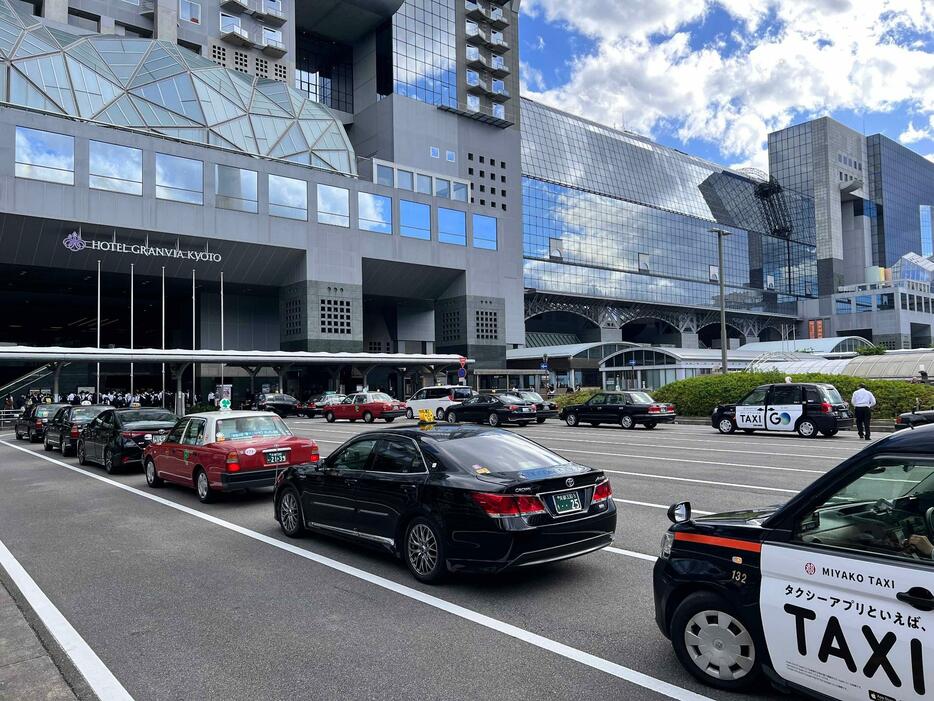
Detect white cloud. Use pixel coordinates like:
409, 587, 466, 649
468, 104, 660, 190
520, 61, 546, 92
521, 0, 934, 169
899, 118, 934, 144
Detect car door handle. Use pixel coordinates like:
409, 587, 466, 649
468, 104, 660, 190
897, 587, 934, 612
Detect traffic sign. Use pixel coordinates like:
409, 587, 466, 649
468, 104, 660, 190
540, 362, 549, 370
459, 356, 467, 368
457, 368, 467, 378
628, 359, 638, 366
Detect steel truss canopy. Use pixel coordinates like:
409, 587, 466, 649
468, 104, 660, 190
0, 346, 471, 367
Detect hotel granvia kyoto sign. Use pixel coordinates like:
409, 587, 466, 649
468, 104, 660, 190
62, 231, 222, 262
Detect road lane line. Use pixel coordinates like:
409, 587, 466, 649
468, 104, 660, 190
557, 448, 822, 474
602, 468, 798, 494
614, 499, 713, 516
0, 440, 715, 701
605, 547, 657, 562
0, 538, 135, 701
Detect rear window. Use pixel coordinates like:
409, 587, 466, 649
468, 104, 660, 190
521, 391, 544, 402
495, 394, 523, 404
821, 386, 844, 404
215, 415, 291, 441
34, 407, 56, 417
438, 432, 568, 474
627, 392, 654, 404
119, 410, 176, 424
72, 407, 103, 420
369, 393, 393, 402
452, 387, 474, 400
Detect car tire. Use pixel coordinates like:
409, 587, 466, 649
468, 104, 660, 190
277, 488, 305, 538
385, 417, 395, 423
435, 408, 446, 421
325, 412, 335, 423
517, 421, 529, 427
536, 416, 546, 424
644, 422, 657, 429
363, 411, 374, 423
447, 411, 459, 423
43, 435, 53, 451
717, 418, 736, 434
104, 447, 117, 475
195, 468, 215, 503
821, 429, 838, 437
488, 413, 500, 427
742, 429, 755, 434
404, 517, 446, 584
670, 591, 762, 691
144, 458, 164, 488
796, 419, 818, 438
620, 415, 635, 430
28, 429, 37, 443
405, 408, 414, 419
565, 413, 578, 427
76, 441, 87, 465
62, 442, 74, 457
14, 426, 23, 440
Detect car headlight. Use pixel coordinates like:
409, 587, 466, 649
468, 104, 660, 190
660, 532, 674, 559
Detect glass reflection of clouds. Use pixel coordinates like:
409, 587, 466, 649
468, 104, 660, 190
392, 0, 457, 108
15, 126, 74, 184
155, 152, 203, 204
89, 140, 142, 195
317, 183, 350, 227
269, 174, 307, 220
358, 192, 392, 234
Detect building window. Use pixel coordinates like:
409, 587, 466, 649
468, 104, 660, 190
491, 54, 505, 70
921, 205, 933, 258
440, 309, 461, 343
358, 192, 392, 234
835, 298, 852, 314
89, 141, 142, 195
492, 103, 505, 120
254, 57, 268, 77
320, 296, 352, 335
233, 51, 248, 72
397, 169, 414, 191
400, 200, 431, 240
430, 146, 440, 158
211, 45, 226, 65
466, 69, 479, 86
263, 27, 283, 45
155, 153, 202, 204
416, 173, 432, 195
466, 45, 479, 61
855, 295, 872, 313
435, 178, 450, 198
638, 253, 650, 272
269, 174, 307, 220
219, 12, 239, 32
708, 265, 720, 282
491, 78, 505, 94
446, 150, 456, 163
877, 293, 895, 311
467, 95, 480, 112
375, 163, 394, 187
473, 214, 497, 250
295, 33, 354, 112
15, 127, 74, 185
438, 207, 466, 246
273, 63, 287, 81
179, 0, 200, 24
475, 309, 499, 341
317, 184, 350, 227
452, 181, 468, 202
215, 164, 257, 213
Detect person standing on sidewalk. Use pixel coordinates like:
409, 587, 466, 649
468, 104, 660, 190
851, 383, 876, 440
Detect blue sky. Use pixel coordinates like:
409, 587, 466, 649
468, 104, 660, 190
519, 0, 934, 169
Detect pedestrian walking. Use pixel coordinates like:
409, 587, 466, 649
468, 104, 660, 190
851, 383, 876, 441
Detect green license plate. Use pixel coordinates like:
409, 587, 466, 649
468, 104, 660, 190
265, 450, 288, 465
553, 491, 582, 514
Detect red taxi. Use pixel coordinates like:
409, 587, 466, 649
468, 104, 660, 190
142, 410, 319, 503
322, 392, 406, 423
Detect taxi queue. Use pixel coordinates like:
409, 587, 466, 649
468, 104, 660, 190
10, 382, 931, 701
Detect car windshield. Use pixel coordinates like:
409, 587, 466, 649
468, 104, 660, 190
825, 458, 934, 504
821, 387, 844, 404
216, 415, 292, 441
370, 393, 393, 402
72, 407, 104, 420
119, 410, 177, 424
627, 392, 655, 404
438, 432, 568, 474
520, 391, 544, 402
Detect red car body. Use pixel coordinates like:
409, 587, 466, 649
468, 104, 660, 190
323, 392, 406, 423
142, 411, 318, 501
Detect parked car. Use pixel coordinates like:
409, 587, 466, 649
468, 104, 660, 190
515, 390, 558, 423
273, 424, 616, 582
323, 392, 406, 423
43, 404, 109, 456
560, 391, 675, 429
712, 382, 852, 437
77, 407, 178, 473
14, 403, 69, 442
443, 393, 537, 426
143, 410, 319, 503
894, 406, 934, 430
654, 424, 934, 699
405, 385, 477, 420
256, 393, 300, 417
300, 393, 346, 418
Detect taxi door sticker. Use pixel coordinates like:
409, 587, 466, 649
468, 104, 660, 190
736, 405, 766, 428
759, 544, 930, 701
765, 403, 803, 432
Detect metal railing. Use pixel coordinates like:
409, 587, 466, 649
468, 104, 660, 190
0, 409, 20, 428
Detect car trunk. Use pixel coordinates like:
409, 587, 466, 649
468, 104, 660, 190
476, 465, 605, 522
217, 436, 317, 472
121, 421, 176, 448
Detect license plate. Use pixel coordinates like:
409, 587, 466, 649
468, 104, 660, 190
265, 450, 288, 465
553, 491, 582, 514
153, 434, 166, 444
520, 407, 529, 412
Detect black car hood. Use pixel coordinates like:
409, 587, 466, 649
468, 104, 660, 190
693, 505, 783, 527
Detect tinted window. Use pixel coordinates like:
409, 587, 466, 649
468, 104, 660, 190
740, 388, 768, 406
587, 394, 606, 406
165, 420, 187, 444
626, 392, 654, 404
520, 392, 544, 402
805, 386, 822, 403
331, 439, 377, 471
117, 410, 177, 425
370, 439, 424, 474
71, 407, 103, 421
821, 386, 844, 404
353, 395, 367, 404
99, 411, 115, 427
439, 432, 569, 474
769, 385, 801, 404
34, 406, 56, 418
410, 390, 425, 401
452, 387, 474, 400
428, 388, 449, 399
182, 419, 205, 445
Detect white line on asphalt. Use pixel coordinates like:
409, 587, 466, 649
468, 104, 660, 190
614, 498, 713, 516
0, 538, 135, 701
0, 440, 715, 701
557, 448, 822, 474
603, 468, 798, 494
605, 547, 657, 562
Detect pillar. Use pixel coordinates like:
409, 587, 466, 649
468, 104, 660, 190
51, 363, 63, 402
680, 332, 700, 349
154, 0, 178, 44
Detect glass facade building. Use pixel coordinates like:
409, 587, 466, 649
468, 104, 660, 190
521, 99, 817, 317
389, 0, 457, 108
294, 32, 354, 114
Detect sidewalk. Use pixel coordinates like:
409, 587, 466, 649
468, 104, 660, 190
0, 574, 81, 701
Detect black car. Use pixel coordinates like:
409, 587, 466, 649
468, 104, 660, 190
14, 403, 69, 442
43, 404, 108, 456
273, 424, 616, 582
256, 393, 300, 417
712, 382, 853, 438
654, 425, 934, 699
77, 407, 177, 473
895, 407, 934, 431
559, 390, 676, 429
516, 390, 559, 423
443, 393, 537, 426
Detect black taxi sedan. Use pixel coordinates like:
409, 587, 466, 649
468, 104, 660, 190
77, 407, 177, 473
516, 390, 559, 423
44, 404, 109, 456
14, 403, 69, 442
273, 424, 616, 583
443, 393, 538, 426
653, 425, 934, 700
559, 390, 676, 429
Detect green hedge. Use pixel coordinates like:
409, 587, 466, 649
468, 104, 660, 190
653, 372, 934, 418
552, 388, 600, 409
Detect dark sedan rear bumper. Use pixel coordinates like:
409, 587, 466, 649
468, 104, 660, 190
635, 413, 677, 424
504, 410, 537, 423
220, 468, 279, 491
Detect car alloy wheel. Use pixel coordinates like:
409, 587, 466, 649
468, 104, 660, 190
488, 413, 499, 427
621, 415, 635, 429
565, 413, 578, 427
77, 441, 87, 465
14, 427, 22, 440
435, 407, 445, 420
684, 609, 756, 682
104, 448, 117, 474
325, 412, 335, 423
363, 411, 374, 423
278, 490, 304, 537
43, 436, 53, 451
196, 469, 214, 503
405, 408, 414, 419
797, 419, 817, 438
536, 417, 546, 424
447, 411, 458, 423
405, 519, 445, 583
718, 418, 735, 434
145, 459, 163, 488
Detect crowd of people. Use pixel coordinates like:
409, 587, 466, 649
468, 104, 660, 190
3, 389, 198, 411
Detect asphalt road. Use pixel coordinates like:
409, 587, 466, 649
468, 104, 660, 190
0, 418, 870, 701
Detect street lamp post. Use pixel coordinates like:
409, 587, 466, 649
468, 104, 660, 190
710, 228, 732, 374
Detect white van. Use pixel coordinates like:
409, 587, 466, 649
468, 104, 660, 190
405, 385, 476, 419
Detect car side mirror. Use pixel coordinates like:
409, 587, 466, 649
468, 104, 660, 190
667, 501, 692, 524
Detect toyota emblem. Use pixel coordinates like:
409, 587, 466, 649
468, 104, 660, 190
565, 477, 575, 487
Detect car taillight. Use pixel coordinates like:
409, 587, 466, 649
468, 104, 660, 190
648, 405, 661, 413
895, 416, 903, 424
471, 492, 545, 517
309, 443, 320, 463
820, 402, 833, 414
70, 425, 80, 438
35, 419, 42, 428
669, 404, 676, 412
593, 480, 612, 503
507, 405, 519, 411
226, 451, 240, 472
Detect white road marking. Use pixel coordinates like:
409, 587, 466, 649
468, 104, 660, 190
0, 440, 715, 701
605, 547, 657, 562
557, 448, 822, 474
0, 537, 135, 701
603, 468, 798, 494
614, 498, 713, 516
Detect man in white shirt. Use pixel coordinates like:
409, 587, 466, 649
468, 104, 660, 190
851, 383, 876, 440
